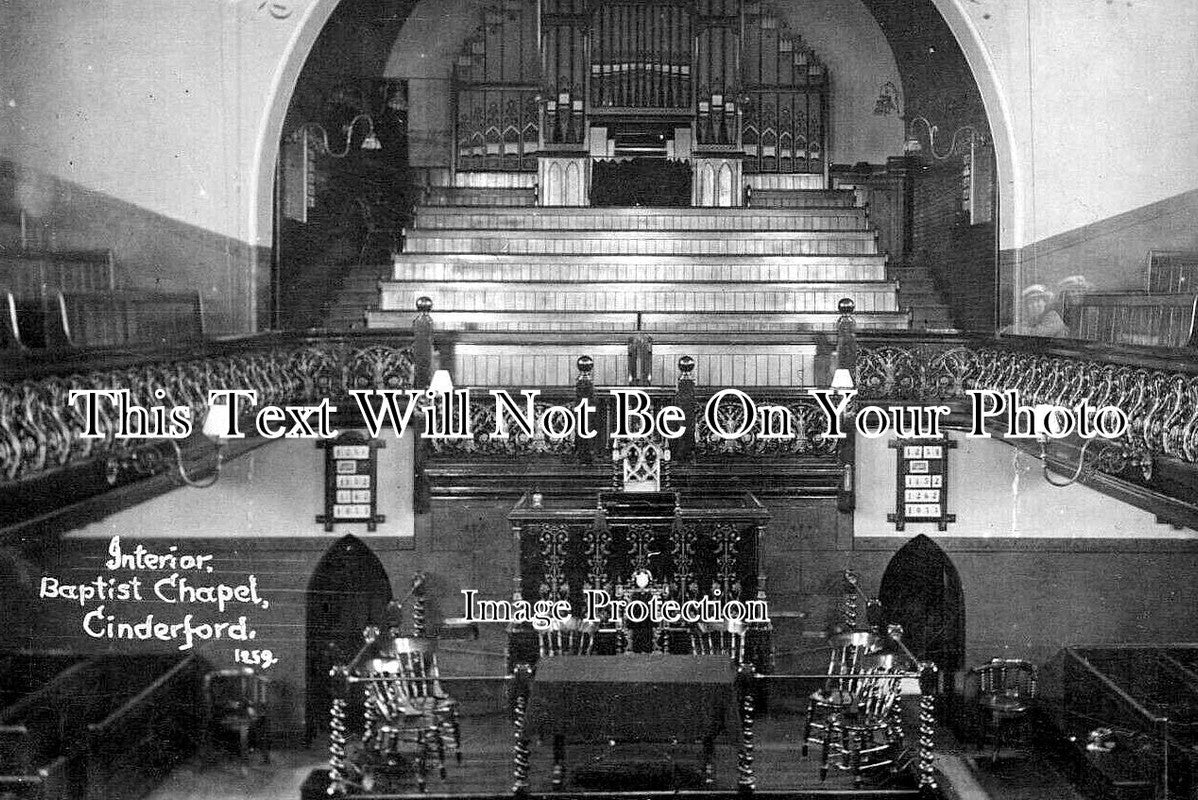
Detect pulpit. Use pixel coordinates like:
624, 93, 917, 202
505, 490, 772, 672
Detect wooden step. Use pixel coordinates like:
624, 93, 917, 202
747, 189, 859, 208
453, 171, 537, 188
366, 308, 909, 333
404, 229, 879, 257
413, 206, 869, 232
391, 253, 889, 283
379, 281, 899, 314
421, 187, 537, 207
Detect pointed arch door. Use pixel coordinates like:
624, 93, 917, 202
305, 536, 393, 743
878, 535, 965, 678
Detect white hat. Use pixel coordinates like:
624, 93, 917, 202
1056, 275, 1093, 292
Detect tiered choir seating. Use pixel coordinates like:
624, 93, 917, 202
371, 177, 908, 347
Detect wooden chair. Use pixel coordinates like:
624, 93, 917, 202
691, 618, 747, 664
538, 615, 597, 658
973, 658, 1038, 763
819, 652, 906, 786
361, 656, 446, 791
378, 637, 463, 766
202, 667, 270, 765
802, 630, 884, 756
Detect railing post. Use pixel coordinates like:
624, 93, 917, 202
411, 571, 428, 638
413, 296, 433, 390
327, 664, 350, 797
627, 333, 653, 386
674, 355, 695, 462
836, 298, 857, 513
575, 355, 595, 464
836, 297, 857, 376
917, 660, 939, 797
412, 298, 433, 514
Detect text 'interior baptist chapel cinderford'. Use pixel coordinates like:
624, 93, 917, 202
2, 1, 1198, 799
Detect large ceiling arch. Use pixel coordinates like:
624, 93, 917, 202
249, 0, 1022, 281
858, 0, 1020, 247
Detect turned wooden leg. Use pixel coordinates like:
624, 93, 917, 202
416, 730, 428, 792
552, 734, 565, 789
452, 706, 463, 763
704, 736, 715, 786
802, 697, 816, 757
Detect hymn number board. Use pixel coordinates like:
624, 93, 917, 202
887, 438, 957, 531
317, 433, 385, 532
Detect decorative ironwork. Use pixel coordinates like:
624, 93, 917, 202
694, 399, 839, 458
627, 523, 657, 574
965, 346, 1198, 477
582, 509, 611, 590
537, 523, 571, 601
0, 339, 414, 488
713, 522, 741, 600
857, 344, 976, 402
671, 518, 698, 600
429, 397, 575, 457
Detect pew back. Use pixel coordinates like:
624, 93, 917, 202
54, 289, 204, 348
0, 654, 202, 800
1145, 250, 1198, 295
1072, 292, 1197, 347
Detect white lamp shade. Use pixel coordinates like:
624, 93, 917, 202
831, 368, 855, 391
429, 369, 455, 395
201, 401, 231, 441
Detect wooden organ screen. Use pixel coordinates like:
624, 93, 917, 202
453, 0, 541, 171
741, 1, 827, 173
694, 0, 741, 147
542, 0, 589, 145
590, 1, 694, 110
452, 0, 828, 174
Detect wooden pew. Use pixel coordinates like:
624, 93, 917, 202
0, 248, 115, 298
0, 654, 203, 800
84, 655, 204, 800
50, 289, 205, 348
0, 249, 115, 348
1071, 291, 1197, 347
1145, 249, 1198, 294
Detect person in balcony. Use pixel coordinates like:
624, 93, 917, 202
1000, 284, 1070, 337
1055, 274, 1093, 334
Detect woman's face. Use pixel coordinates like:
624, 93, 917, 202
1024, 296, 1047, 318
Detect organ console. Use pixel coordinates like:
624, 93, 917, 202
452, 0, 830, 201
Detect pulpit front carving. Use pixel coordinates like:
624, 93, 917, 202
508, 491, 770, 670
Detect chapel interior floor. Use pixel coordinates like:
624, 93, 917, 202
144, 704, 1085, 800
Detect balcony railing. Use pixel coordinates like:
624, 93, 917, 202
3, 298, 1198, 534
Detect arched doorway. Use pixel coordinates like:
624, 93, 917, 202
305, 535, 393, 743
878, 535, 965, 683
